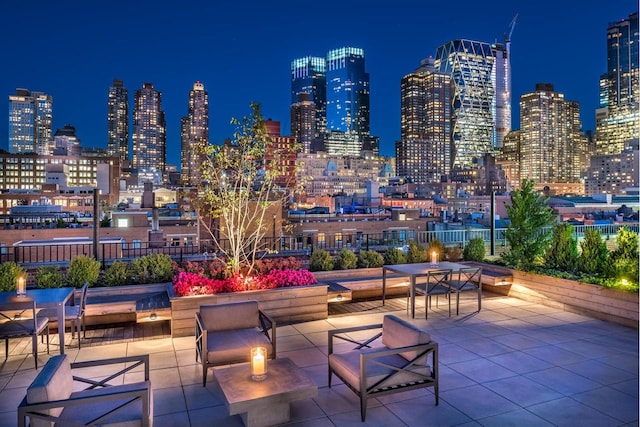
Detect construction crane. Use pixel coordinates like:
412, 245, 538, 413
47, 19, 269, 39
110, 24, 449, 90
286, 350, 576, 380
505, 13, 518, 42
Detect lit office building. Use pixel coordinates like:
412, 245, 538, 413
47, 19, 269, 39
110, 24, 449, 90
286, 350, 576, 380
290, 56, 326, 141
180, 81, 209, 186
132, 83, 166, 184
434, 39, 511, 169
595, 12, 639, 155
107, 79, 129, 162
496, 130, 521, 191
585, 142, 639, 196
52, 125, 81, 156
519, 83, 588, 185
397, 58, 452, 184
326, 47, 370, 137
8, 89, 53, 155
290, 93, 316, 154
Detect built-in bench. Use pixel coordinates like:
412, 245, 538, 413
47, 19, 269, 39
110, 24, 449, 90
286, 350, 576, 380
328, 276, 410, 302
462, 262, 513, 288
83, 283, 172, 325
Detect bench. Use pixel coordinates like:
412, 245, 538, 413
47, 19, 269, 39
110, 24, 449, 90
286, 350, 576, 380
82, 283, 172, 325
328, 276, 410, 301
18, 354, 152, 427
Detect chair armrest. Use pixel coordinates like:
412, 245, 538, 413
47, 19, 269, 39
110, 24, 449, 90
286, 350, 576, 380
360, 341, 439, 385
328, 323, 383, 356
258, 309, 276, 358
18, 382, 151, 427
195, 312, 206, 362
70, 354, 150, 388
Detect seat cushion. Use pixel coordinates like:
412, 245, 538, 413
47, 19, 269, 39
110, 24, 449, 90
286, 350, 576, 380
381, 315, 431, 362
206, 328, 273, 364
0, 317, 48, 337
199, 301, 260, 331
58, 381, 152, 427
26, 354, 73, 427
329, 350, 431, 392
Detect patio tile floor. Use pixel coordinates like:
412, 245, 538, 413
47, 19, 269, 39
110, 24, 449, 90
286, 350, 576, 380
1, 292, 638, 426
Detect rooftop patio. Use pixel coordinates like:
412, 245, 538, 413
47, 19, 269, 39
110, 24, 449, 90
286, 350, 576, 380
1, 292, 638, 426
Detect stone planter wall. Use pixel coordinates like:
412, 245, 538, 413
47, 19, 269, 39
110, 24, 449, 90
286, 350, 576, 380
170, 284, 328, 338
495, 268, 639, 329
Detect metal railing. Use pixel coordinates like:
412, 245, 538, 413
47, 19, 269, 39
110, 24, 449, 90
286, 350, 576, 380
2, 222, 637, 268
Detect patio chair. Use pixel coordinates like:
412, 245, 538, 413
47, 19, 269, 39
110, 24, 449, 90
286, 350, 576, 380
328, 314, 438, 422
447, 267, 482, 315
412, 269, 453, 319
40, 281, 89, 349
0, 297, 49, 369
196, 300, 276, 386
18, 353, 152, 427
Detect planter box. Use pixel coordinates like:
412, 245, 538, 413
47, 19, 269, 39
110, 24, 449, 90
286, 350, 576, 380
475, 263, 639, 329
314, 268, 409, 301
170, 284, 328, 338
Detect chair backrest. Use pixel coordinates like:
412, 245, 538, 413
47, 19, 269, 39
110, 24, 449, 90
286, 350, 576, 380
0, 297, 39, 336
199, 300, 260, 331
381, 315, 431, 363
426, 269, 452, 292
26, 354, 73, 427
453, 267, 482, 290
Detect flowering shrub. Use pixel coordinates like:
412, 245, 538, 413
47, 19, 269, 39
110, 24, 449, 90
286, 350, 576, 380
254, 257, 302, 274
172, 267, 317, 297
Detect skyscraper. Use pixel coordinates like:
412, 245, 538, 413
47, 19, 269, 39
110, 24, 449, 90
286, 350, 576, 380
396, 58, 452, 183
180, 81, 209, 186
107, 79, 129, 162
519, 83, 588, 185
291, 56, 326, 140
290, 93, 316, 154
326, 47, 370, 136
8, 89, 53, 155
595, 11, 639, 155
434, 39, 511, 169
132, 82, 166, 184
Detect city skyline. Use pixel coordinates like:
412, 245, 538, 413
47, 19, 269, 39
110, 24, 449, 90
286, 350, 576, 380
0, 1, 636, 168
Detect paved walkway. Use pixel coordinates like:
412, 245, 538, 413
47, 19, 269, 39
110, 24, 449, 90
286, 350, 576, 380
1, 293, 638, 426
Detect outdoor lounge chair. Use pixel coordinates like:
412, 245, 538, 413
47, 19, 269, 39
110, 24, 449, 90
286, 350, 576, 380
195, 300, 276, 386
18, 353, 152, 427
328, 314, 438, 422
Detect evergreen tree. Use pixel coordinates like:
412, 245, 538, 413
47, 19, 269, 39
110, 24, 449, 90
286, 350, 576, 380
544, 222, 579, 272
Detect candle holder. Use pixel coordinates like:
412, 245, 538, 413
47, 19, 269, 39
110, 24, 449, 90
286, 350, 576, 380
251, 346, 267, 381
430, 251, 439, 267
16, 276, 26, 296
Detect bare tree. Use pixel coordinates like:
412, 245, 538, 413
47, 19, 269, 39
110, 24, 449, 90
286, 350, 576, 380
195, 103, 299, 276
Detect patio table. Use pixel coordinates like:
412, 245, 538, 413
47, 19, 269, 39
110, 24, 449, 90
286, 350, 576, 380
0, 287, 75, 355
382, 262, 468, 318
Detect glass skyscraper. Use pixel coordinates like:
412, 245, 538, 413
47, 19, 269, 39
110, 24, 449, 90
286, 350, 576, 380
595, 11, 639, 155
132, 82, 166, 184
180, 81, 209, 186
8, 89, 53, 155
107, 79, 129, 162
291, 56, 326, 140
326, 47, 370, 136
434, 39, 511, 169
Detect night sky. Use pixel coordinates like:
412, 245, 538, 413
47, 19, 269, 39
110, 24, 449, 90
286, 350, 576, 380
0, 1, 636, 167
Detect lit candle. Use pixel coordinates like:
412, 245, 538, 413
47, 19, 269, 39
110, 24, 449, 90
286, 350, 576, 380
251, 347, 267, 379
431, 251, 438, 266
17, 276, 26, 296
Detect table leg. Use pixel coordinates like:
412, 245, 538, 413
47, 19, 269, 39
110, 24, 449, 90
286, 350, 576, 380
410, 276, 416, 319
57, 303, 66, 354
382, 268, 387, 305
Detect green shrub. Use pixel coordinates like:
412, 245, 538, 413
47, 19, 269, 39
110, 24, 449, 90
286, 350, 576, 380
130, 253, 174, 284
610, 226, 639, 284
463, 237, 486, 261
406, 240, 426, 263
66, 255, 101, 288
544, 222, 579, 272
357, 250, 384, 268
446, 245, 463, 261
334, 248, 357, 270
384, 248, 407, 265
309, 249, 334, 271
0, 262, 26, 292
35, 266, 64, 288
426, 239, 445, 262
578, 229, 609, 276
100, 261, 131, 287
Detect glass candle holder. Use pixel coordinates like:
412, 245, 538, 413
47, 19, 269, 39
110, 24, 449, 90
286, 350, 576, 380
251, 346, 267, 381
430, 251, 438, 267
16, 276, 26, 296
